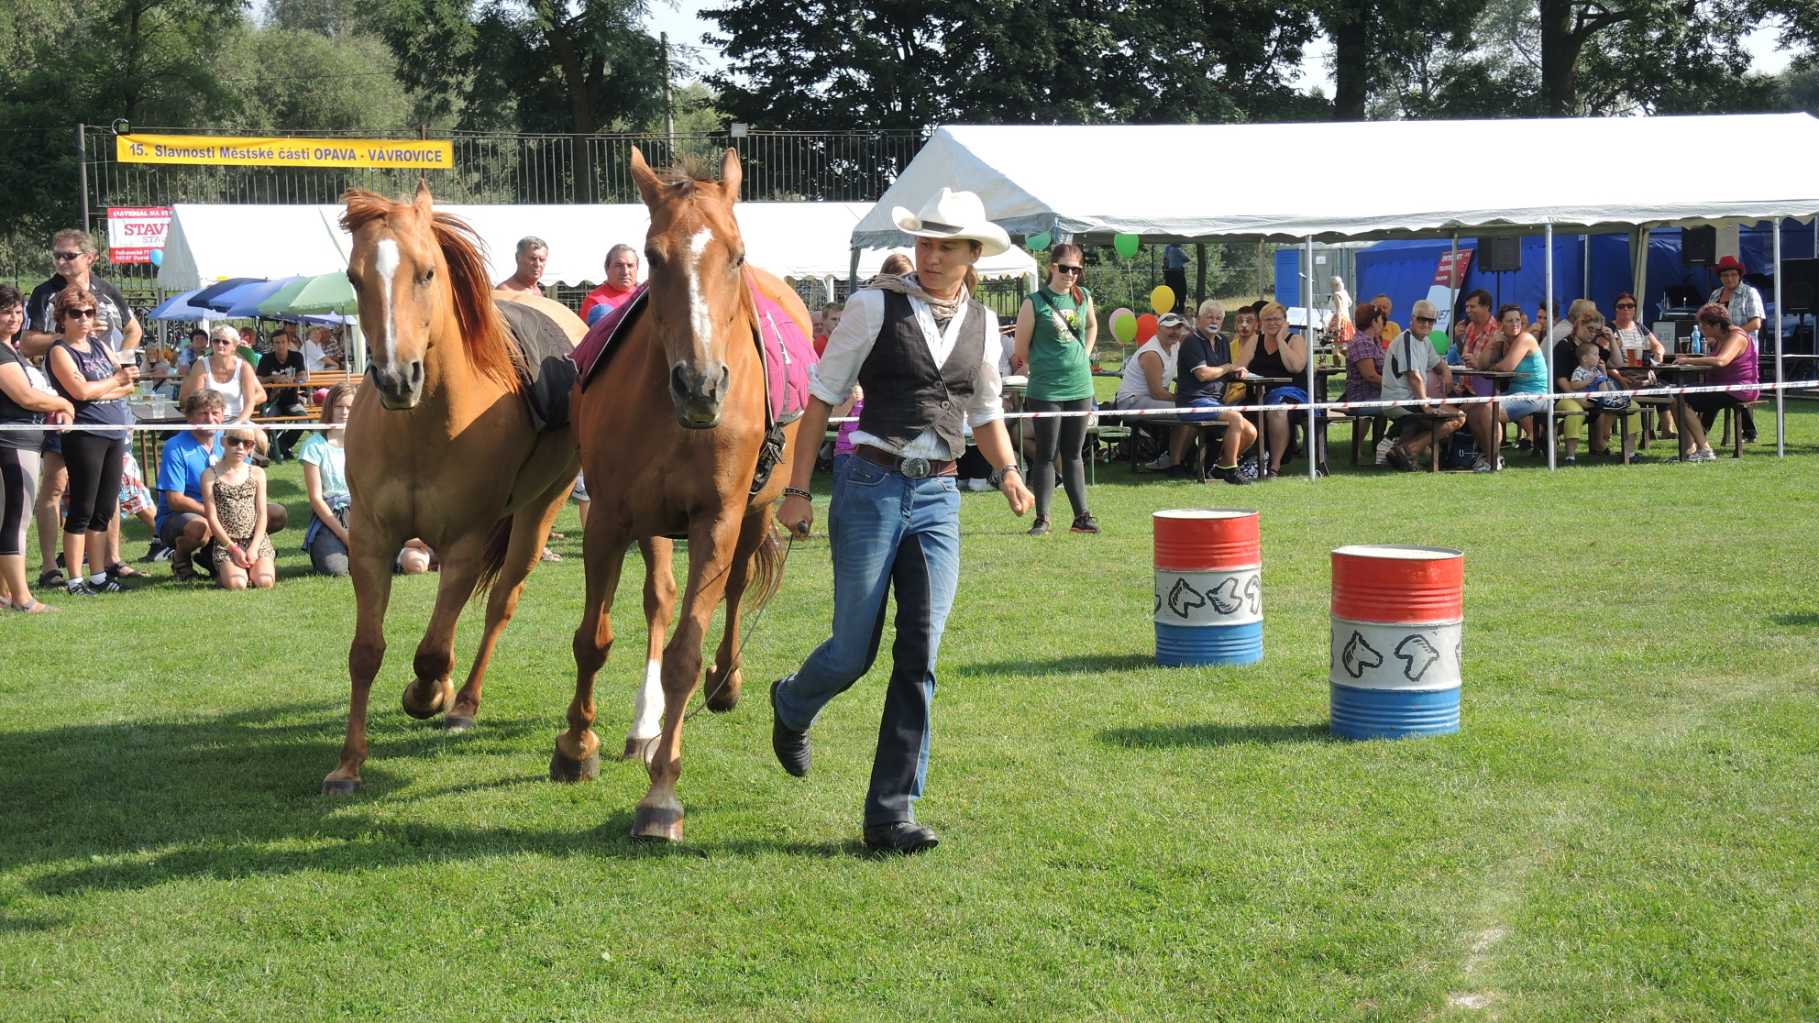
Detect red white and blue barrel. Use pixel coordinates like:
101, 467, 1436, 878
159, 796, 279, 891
1153, 509, 1263, 667
1329, 544, 1463, 739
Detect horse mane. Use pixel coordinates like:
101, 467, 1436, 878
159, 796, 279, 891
339, 189, 521, 392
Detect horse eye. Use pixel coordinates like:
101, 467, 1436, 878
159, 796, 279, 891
418, 268, 435, 286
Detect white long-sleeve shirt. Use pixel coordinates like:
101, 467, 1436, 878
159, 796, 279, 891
809, 287, 1005, 461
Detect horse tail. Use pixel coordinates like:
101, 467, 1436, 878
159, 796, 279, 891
742, 517, 788, 613
473, 516, 514, 595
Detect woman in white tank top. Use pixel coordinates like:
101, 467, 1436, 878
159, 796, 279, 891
180, 325, 266, 421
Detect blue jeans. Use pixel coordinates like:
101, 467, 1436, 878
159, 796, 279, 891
774, 455, 961, 825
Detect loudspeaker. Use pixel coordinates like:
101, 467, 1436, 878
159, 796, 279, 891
1779, 258, 1819, 313
1478, 237, 1521, 273
1682, 226, 1716, 265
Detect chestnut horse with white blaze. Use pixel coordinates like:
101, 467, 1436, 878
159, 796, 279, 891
556, 148, 803, 841
321, 183, 676, 795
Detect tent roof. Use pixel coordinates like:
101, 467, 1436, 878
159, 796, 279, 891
156, 201, 1035, 292
851, 116, 1819, 247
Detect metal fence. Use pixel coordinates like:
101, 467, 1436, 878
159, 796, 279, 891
80, 124, 928, 222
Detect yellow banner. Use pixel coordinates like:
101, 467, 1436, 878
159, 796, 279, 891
115, 133, 454, 170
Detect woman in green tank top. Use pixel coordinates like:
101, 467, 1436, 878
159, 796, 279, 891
1010, 243, 1098, 535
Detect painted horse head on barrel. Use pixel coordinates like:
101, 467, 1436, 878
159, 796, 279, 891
343, 181, 516, 409
627, 147, 749, 428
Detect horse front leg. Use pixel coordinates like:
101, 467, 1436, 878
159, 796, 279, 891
448, 482, 571, 732
322, 519, 401, 794
624, 537, 677, 763
632, 512, 740, 842
400, 532, 487, 722
555, 526, 630, 782
704, 509, 778, 713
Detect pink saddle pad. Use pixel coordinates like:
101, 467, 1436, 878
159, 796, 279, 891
748, 273, 818, 423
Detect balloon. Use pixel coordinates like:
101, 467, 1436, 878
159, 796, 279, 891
1150, 285, 1175, 315
1109, 307, 1137, 344
1113, 233, 1141, 259
1136, 313, 1158, 343
149, 248, 163, 267
586, 303, 610, 326
1027, 231, 1052, 252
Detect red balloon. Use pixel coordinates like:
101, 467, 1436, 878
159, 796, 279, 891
1136, 313, 1159, 343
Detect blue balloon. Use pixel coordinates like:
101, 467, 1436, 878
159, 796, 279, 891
149, 248, 163, 267
586, 303, 609, 326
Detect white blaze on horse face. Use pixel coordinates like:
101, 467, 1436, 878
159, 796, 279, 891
686, 227, 715, 366
373, 237, 402, 368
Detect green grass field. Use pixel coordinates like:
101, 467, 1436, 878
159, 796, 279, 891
4, 405, 1818, 1021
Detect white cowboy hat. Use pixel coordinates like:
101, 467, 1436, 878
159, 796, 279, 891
891, 187, 1011, 257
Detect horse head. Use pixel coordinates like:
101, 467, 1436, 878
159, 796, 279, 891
340, 183, 447, 409
628, 146, 748, 429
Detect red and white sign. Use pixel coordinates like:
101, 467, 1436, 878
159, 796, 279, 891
106, 206, 172, 264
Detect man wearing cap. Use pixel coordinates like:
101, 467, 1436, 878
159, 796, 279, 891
1708, 255, 1763, 441
772, 187, 1035, 855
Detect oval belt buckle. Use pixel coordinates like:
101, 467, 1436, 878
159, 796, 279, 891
900, 456, 931, 480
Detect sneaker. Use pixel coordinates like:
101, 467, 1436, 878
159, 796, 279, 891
1472, 456, 1494, 473
1028, 518, 1051, 537
1069, 514, 1100, 535
142, 541, 173, 563
1164, 463, 1194, 478
1213, 465, 1250, 486
1742, 429, 1758, 443
1690, 448, 1718, 462
1562, 456, 1577, 466
1386, 446, 1415, 472
1374, 435, 1397, 466
65, 580, 101, 597
1143, 452, 1174, 471
1515, 438, 1532, 452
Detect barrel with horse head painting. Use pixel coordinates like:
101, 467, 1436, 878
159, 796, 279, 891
1329, 544, 1464, 739
1153, 509, 1263, 667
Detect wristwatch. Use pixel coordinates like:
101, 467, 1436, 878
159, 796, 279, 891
987, 464, 1021, 490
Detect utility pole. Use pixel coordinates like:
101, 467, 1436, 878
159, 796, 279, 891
661, 32, 676, 152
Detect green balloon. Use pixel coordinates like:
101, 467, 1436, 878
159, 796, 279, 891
1027, 231, 1052, 252
1110, 307, 1137, 344
1113, 233, 1141, 259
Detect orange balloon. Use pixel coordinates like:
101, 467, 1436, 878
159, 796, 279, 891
1136, 313, 1159, 343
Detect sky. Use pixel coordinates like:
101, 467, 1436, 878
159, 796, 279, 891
644, 1, 1797, 95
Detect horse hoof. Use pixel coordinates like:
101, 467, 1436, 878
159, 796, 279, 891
622, 736, 658, 765
630, 802, 684, 842
549, 749, 600, 783
321, 776, 361, 796
401, 681, 451, 720
445, 714, 476, 733
705, 668, 743, 713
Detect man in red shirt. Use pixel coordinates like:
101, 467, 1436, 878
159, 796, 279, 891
578, 243, 640, 324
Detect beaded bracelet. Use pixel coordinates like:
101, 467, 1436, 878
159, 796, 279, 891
782, 487, 812, 501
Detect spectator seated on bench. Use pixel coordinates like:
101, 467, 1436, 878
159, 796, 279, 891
1380, 301, 1465, 472
1170, 312, 1256, 486
1110, 314, 1185, 471
1674, 303, 1761, 462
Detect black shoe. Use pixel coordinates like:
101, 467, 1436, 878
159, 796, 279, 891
1742, 429, 1758, 443
1213, 466, 1250, 486
1163, 463, 1193, 478
769, 679, 810, 777
38, 568, 65, 588
1069, 514, 1099, 534
1386, 447, 1415, 472
1027, 518, 1051, 537
862, 821, 940, 855
141, 541, 172, 563
64, 580, 102, 597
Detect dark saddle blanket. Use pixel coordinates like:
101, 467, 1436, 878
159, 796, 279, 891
570, 274, 817, 424
497, 299, 579, 433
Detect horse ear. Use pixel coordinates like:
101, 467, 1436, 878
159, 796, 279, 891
628, 147, 662, 209
413, 179, 434, 217
720, 147, 742, 205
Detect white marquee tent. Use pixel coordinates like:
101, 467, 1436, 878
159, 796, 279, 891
156, 201, 1036, 295
853, 115, 1819, 472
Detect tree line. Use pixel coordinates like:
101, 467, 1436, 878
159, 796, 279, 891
5, 0, 1817, 277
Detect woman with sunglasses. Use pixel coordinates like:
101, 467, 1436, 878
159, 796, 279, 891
180, 324, 266, 423
45, 285, 137, 596
1245, 302, 1311, 479
201, 426, 276, 590
0, 284, 75, 612
1609, 291, 1671, 440
1010, 242, 1098, 535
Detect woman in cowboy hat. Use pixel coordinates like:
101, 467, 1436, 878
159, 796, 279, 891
1707, 255, 1763, 441
772, 187, 1035, 855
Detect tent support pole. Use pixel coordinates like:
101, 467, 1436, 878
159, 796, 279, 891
1447, 234, 1458, 332
1545, 223, 1556, 472
1774, 217, 1785, 458
1582, 233, 1590, 298
1634, 226, 1650, 320
1195, 243, 1207, 310
848, 248, 861, 295
1305, 236, 1317, 483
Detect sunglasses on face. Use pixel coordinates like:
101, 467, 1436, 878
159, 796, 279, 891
225, 438, 255, 448
1414, 316, 1436, 324
53, 251, 84, 261
65, 308, 97, 319
1615, 303, 1636, 309
1053, 265, 1083, 276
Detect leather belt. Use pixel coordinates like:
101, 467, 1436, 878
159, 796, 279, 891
856, 445, 956, 480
